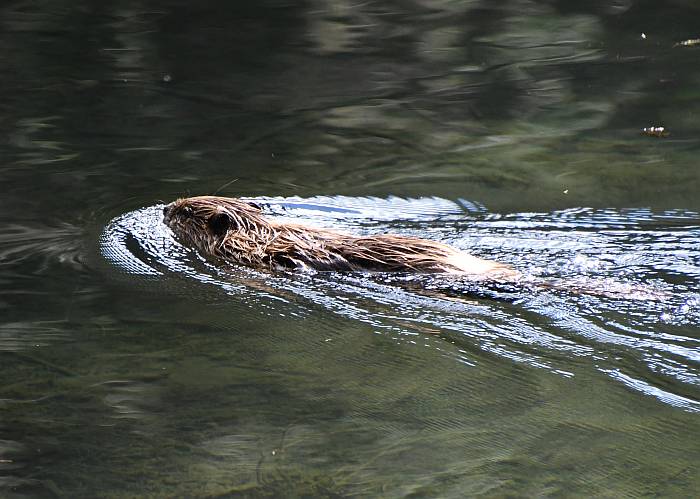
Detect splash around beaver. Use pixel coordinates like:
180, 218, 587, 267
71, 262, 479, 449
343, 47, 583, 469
162, 196, 518, 279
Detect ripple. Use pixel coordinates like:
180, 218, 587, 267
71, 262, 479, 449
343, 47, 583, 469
0, 320, 71, 352
101, 196, 700, 412
0, 223, 83, 271
601, 369, 700, 413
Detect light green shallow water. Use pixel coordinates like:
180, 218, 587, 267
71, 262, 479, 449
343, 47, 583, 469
1, 1, 699, 497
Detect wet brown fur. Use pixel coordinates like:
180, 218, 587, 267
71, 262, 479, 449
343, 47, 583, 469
163, 196, 517, 277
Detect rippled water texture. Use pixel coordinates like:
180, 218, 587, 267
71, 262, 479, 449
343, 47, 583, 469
103, 197, 700, 412
2, 0, 700, 497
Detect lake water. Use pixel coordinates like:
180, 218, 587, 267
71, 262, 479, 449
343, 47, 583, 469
1, 1, 699, 497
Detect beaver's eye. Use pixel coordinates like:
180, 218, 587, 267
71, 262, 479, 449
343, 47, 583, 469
181, 206, 193, 217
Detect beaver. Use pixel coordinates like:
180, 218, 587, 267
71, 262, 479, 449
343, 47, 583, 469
162, 196, 518, 279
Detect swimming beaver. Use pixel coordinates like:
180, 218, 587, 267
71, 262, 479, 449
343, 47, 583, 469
163, 196, 517, 279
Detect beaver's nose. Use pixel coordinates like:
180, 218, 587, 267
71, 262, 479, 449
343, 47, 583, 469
162, 203, 172, 223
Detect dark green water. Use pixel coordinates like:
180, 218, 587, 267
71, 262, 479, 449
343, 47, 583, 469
1, 1, 699, 497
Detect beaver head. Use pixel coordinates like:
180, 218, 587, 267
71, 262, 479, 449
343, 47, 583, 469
163, 196, 271, 266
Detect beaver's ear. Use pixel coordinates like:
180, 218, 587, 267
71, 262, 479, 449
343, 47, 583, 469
208, 212, 233, 237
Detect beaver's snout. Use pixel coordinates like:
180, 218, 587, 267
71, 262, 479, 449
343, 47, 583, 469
162, 203, 173, 225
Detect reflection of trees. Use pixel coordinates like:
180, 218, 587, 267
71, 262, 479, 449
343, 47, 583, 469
290, 0, 700, 207
1, 0, 699, 207
2, 2, 700, 497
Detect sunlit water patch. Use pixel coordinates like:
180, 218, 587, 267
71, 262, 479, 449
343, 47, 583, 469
101, 197, 700, 413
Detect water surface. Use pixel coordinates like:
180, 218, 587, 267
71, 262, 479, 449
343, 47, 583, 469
1, 0, 699, 497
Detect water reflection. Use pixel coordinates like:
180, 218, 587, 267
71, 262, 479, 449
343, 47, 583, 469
2, 0, 700, 496
1, 1, 698, 210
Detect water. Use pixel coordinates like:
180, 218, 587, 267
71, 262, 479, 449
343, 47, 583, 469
2, 1, 700, 497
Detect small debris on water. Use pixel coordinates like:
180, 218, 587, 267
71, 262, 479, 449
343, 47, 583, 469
641, 126, 669, 138
563, 189, 569, 194
674, 38, 700, 47
641, 33, 646, 39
